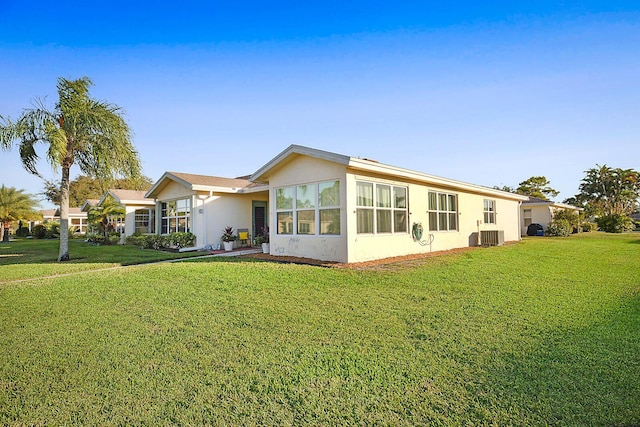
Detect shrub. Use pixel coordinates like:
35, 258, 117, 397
169, 232, 195, 248
108, 232, 121, 245
546, 219, 571, 237
581, 222, 598, 232
596, 214, 635, 233
32, 224, 47, 239
125, 233, 147, 248
15, 227, 30, 237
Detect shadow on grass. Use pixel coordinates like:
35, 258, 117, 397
479, 296, 640, 425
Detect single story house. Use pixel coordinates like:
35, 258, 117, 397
145, 172, 269, 249
250, 145, 529, 263
97, 189, 156, 237
51, 207, 89, 234
521, 196, 583, 235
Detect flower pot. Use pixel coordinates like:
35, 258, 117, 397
223, 241, 234, 251
261, 243, 270, 254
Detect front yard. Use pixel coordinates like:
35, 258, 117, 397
0, 233, 638, 425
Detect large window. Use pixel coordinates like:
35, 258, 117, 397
483, 199, 496, 224
356, 181, 408, 234
428, 191, 458, 231
135, 208, 155, 234
276, 180, 341, 235
161, 199, 191, 234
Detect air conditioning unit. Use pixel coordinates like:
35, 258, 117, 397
480, 230, 504, 247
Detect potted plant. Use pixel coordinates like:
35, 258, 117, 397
255, 226, 270, 254
221, 226, 236, 251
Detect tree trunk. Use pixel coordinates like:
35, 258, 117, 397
58, 165, 70, 261
2, 226, 9, 242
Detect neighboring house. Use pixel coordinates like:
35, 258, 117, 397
98, 189, 156, 237
251, 145, 529, 263
145, 172, 269, 249
40, 209, 57, 223
521, 196, 583, 235
50, 207, 89, 234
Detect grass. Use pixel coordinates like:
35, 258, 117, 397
0, 238, 204, 282
0, 233, 639, 425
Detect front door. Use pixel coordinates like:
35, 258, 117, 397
252, 201, 268, 239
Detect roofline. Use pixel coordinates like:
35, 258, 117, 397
523, 201, 583, 210
250, 145, 350, 182
146, 171, 268, 198
251, 145, 527, 201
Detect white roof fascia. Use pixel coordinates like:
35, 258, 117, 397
347, 158, 529, 201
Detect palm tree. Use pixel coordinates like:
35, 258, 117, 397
0, 77, 141, 260
87, 196, 126, 242
0, 185, 41, 242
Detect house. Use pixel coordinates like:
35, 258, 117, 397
521, 196, 583, 235
97, 189, 156, 237
251, 145, 529, 263
50, 207, 89, 234
145, 172, 269, 249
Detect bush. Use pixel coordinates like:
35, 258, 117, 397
169, 232, 196, 248
546, 219, 572, 237
125, 232, 196, 250
15, 226, 30, 237
581, 222, 598, 232
108, 232, 121, 245
596, 214, 635, 233
32, 224, 47, 239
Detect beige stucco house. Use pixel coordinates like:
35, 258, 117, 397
98, 189, 156, 237
521, 196, 583, 235
251, 145, 528, 263
145, 172, 269, 249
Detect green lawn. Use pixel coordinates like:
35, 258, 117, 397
0, 238, 204, 282
1, 233, 639, 425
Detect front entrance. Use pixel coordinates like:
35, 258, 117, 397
252, 201, 268, 240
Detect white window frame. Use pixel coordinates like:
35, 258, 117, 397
356, 181, 408, 235
275, 180, 341, 236
160, 198, 191, 234
483, 199, 496, 224
134, 208, 155, 234
428, 191, 458, 232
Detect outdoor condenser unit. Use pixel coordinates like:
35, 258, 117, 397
480, 230, 504, 247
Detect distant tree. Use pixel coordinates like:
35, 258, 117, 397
0, 77, 141, 261
42, 175, 153, 207
492, 185, 515, 193
570, 164, 639, 220
0, 185, 41, 242
516, 176, 559, 200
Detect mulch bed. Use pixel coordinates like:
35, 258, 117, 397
241, 246, 482, 271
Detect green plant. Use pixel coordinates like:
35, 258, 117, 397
596, 214, 635, 233
107, 231, 121, 245
32, 224, 47, 239
15, 226, 30, 237
168, 232, 195, 248
581, 222, 598, 232
546, 219, 571, 237
221, 226, 236, 242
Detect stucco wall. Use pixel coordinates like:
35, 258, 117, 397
345, 172, 521, 263
267, 155, 348, 262
265, 155, 522, 263
196, 192, 268, 248
521, 205, 552, 235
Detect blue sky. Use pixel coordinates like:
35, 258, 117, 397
1, 1, 639, 208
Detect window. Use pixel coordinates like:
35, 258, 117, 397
275, 180, 341, 235
135, 208, 155, 233
161, 199, 191, 234
483, 199, 496, 224
523, 209, 532, 227
356, 181, 408, 234
428, 191, 458, 231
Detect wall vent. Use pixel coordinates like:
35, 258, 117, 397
480, 230, 504, 247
